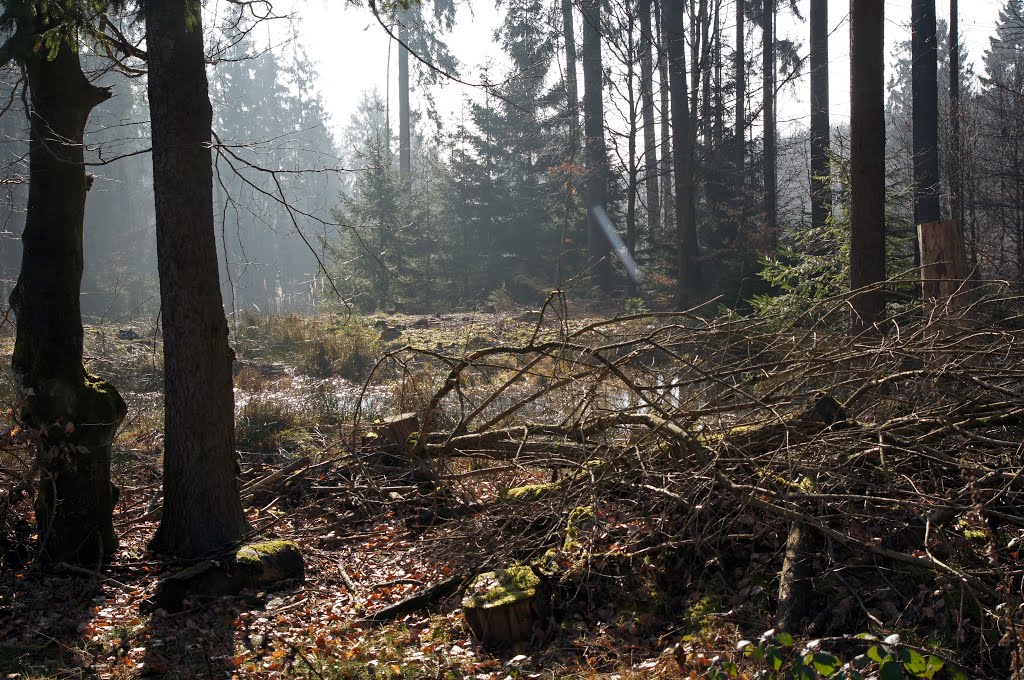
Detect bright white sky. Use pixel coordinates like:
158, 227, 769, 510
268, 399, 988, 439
252, 0, 1006, 142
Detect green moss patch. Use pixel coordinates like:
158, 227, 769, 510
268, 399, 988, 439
462, 566, 540, 610
499, 481, 563, 502
564, 505, 596, 551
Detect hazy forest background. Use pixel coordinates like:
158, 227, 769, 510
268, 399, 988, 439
3, 0, 1022, 319
6, 0, 1024, 678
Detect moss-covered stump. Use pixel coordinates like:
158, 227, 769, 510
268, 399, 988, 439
234, 540, 305, 585
147, 540, 304, 612
719, 393, 846, 456
462, 566, 550, 646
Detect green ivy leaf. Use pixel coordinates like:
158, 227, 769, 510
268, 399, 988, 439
867, 646, 887, 664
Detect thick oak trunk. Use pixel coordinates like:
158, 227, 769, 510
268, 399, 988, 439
10, 19, 124, 566
145, 0, 250, 557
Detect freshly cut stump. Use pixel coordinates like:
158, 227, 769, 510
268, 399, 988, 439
462, 566, 549, 646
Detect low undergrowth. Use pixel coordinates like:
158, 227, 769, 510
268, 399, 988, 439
232, 311, 384, 382
2, 291, 1024, 678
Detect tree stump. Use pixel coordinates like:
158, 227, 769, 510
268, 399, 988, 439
373, 413, 419, 451
918, 219, 971, 328
719, 393, 846, 456
462, 566, 550, 646
146, 540, 304, 612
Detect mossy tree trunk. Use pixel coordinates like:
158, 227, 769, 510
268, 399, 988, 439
8, 14, 126, 565
144, 0, 250, 557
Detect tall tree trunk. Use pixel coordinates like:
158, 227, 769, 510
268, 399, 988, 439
398, 10, 412, 177
763, 0, 777, 249
912, 0, 941, 226
639, 0, 661, 238
849, 0, 887, 331
735, 0, 745, 227
10, 17, 125, 566
582, 0, 612, 292
713, 0, 724, 144
690, 0, 701, 128
626, 21, 639, 261
949, 0, 964, 244
560, 0, 580, 289
145, 0, 250, 557
810, 0, 831, 231
656, 0, 675, 237
700, 0, 713, 144
563, 0, 580, 156
666, 0, 702, 306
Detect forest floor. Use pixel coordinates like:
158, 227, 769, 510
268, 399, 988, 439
1, 296, 1024, 678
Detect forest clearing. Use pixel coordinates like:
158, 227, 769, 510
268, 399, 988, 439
4, 0, 1024, 676
2, 289, 1023, 678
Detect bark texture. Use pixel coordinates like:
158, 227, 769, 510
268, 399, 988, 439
561, 0, 580, 153
912, 0, 941, 226
398, 9, 411, 177
665, 0, 702, 307
949, 0, 963, 231
145, 0, 250, 557
849, 0, 887, 331
582, 0, 611, 292
809, 0, 831, 231
638, 0, 661, 238
734, 0, 746, 238
10, 15, 125, 565
763, 0, 777, 248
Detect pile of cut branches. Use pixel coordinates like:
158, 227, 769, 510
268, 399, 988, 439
350, 288, 1024, 675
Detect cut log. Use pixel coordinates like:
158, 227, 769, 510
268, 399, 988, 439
359, 574, 472, 625
145, 540, 304, 613
775, 511, 816, 632
462, 566, 550, 646
241, 456, 310, 507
